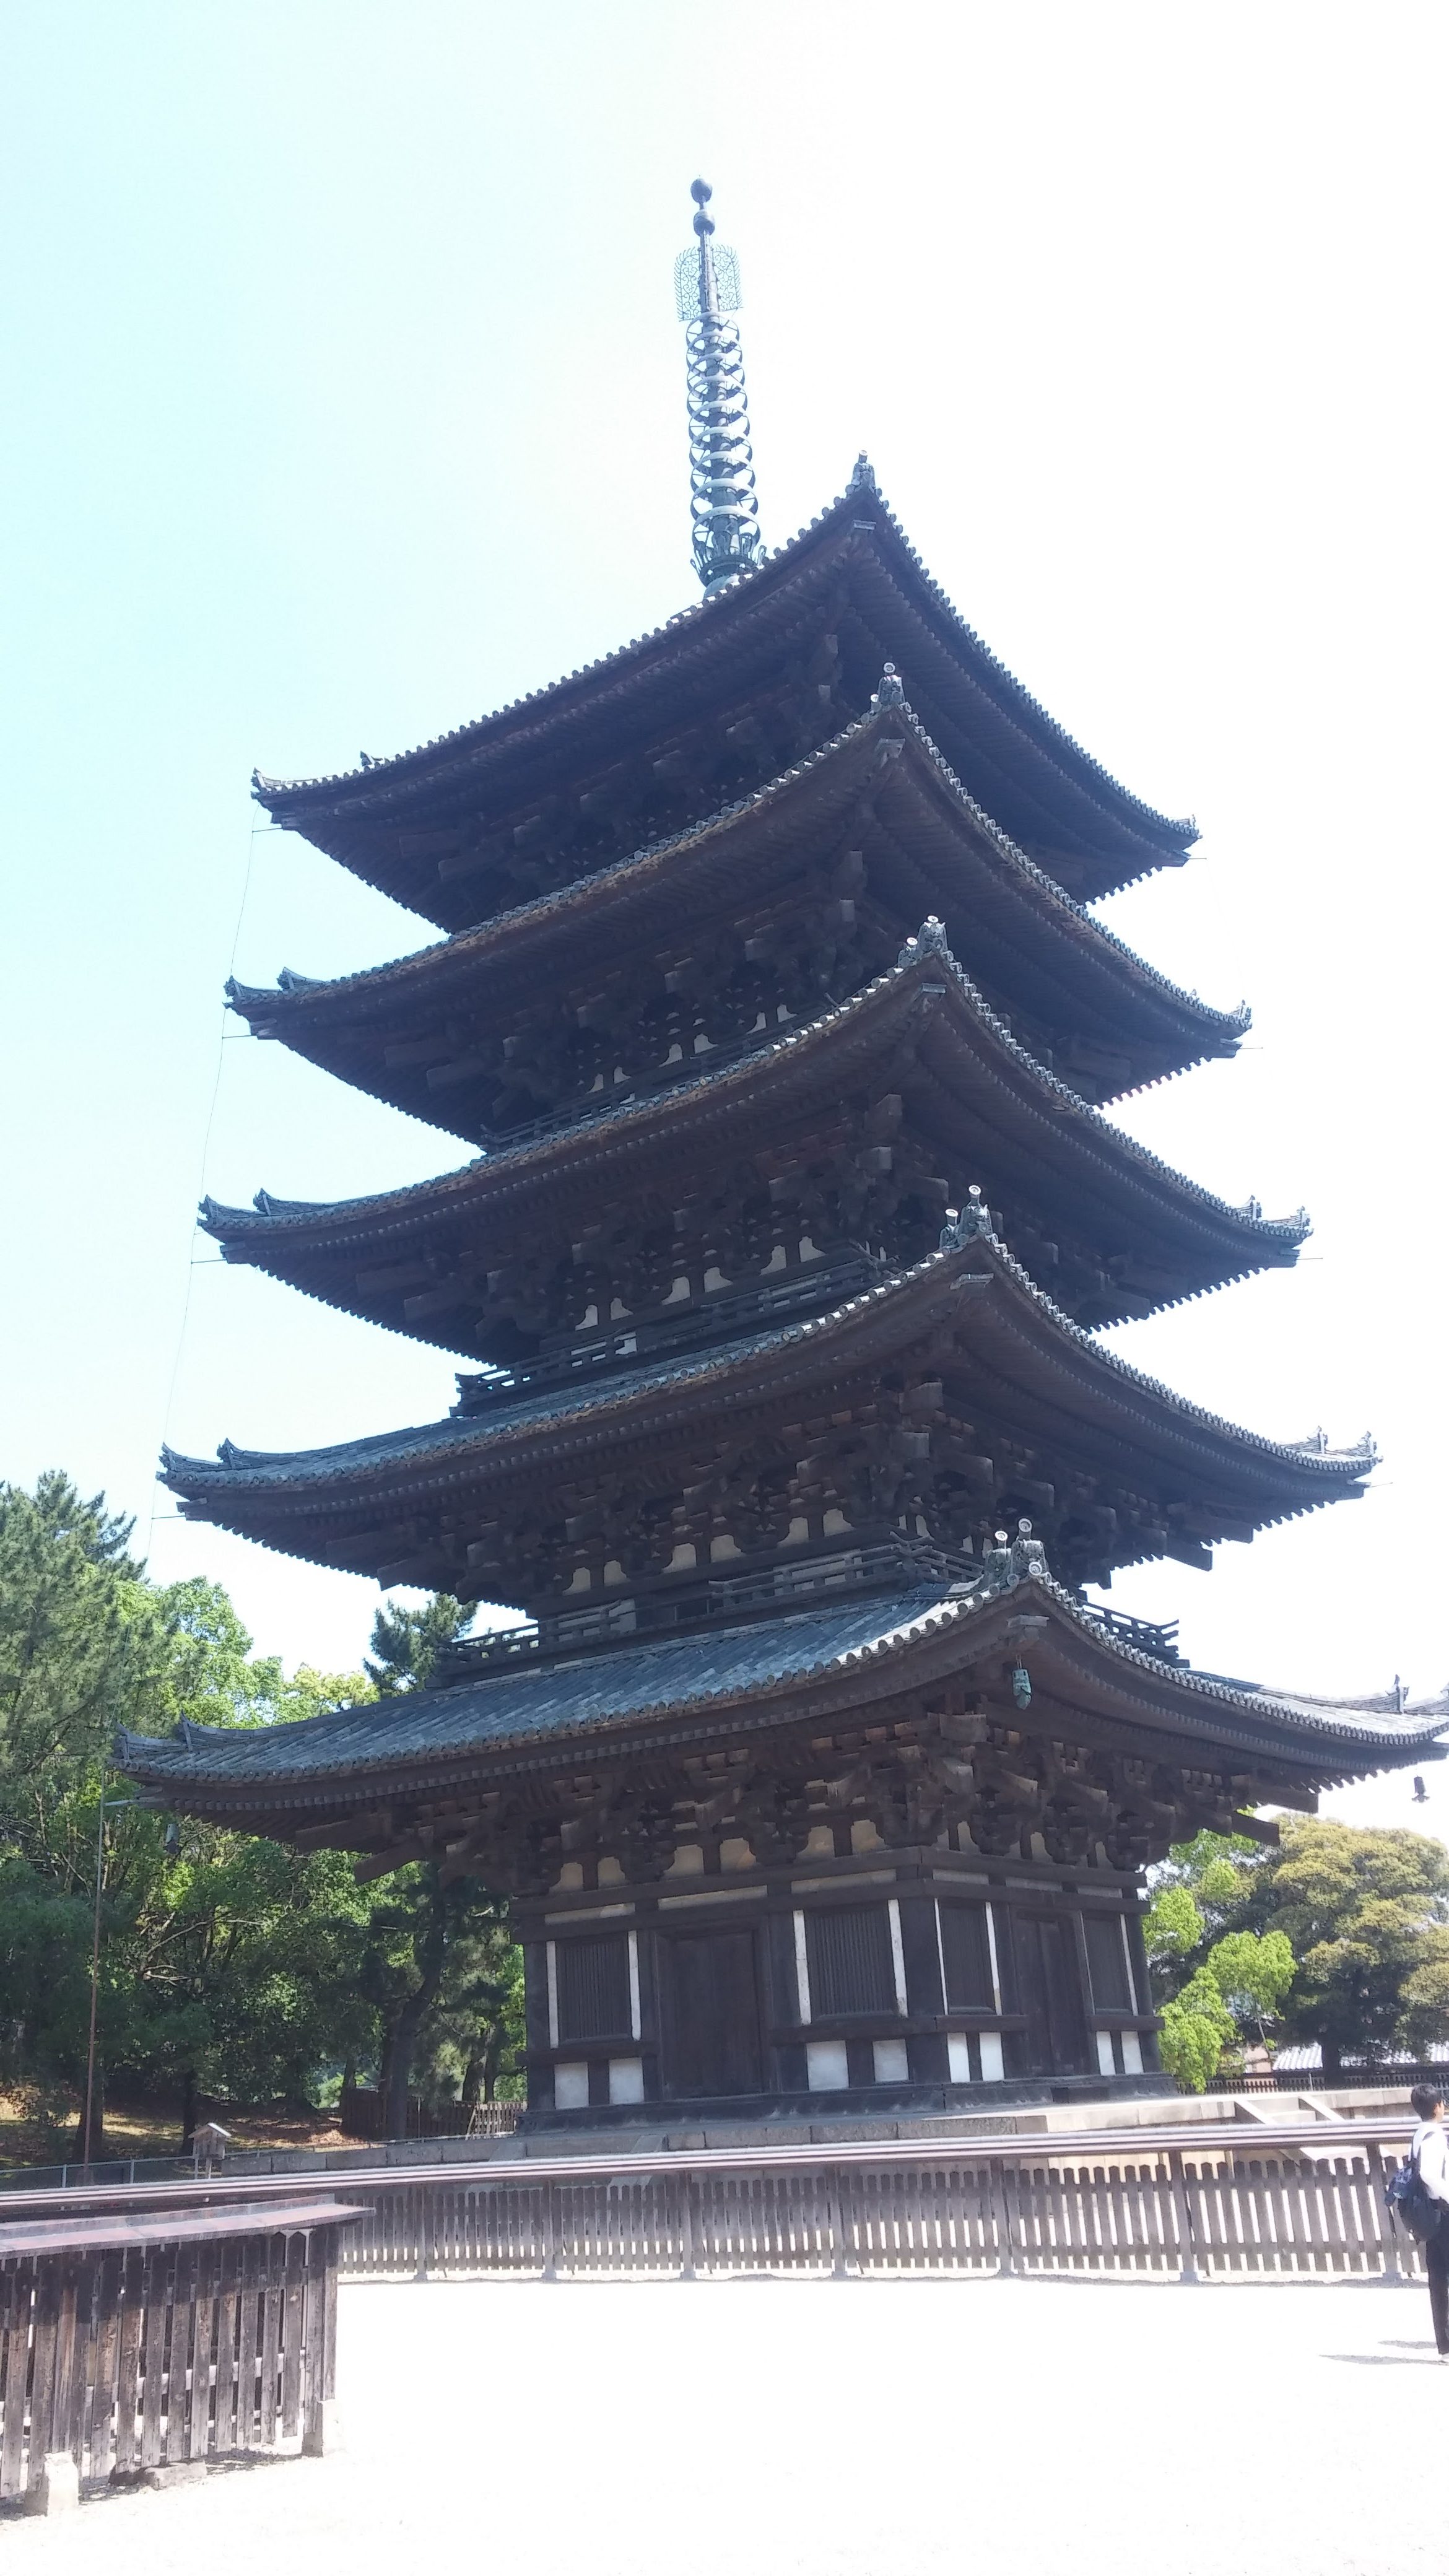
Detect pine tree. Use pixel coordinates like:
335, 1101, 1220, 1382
364, 1593, 472, 1694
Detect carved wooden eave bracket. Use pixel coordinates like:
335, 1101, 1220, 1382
116, 1564, 1447, 1895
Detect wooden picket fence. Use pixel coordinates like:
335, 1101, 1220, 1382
324, 2130, 1419, 2285
1, 2119, 1426, 2311
0, 2200, 355, 2507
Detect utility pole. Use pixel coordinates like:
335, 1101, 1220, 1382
82, 1790, 140, 2165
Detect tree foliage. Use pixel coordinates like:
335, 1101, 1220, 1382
1159, 1967, 1237, 2093
0, 1473, 524, 2154
1208, 1930, 1295, 2037
1229, 1822, 1449, 2074
365, 1595, 471, 1695
1143, 1881, 1204, 1967
1146, 1819, 1449, 2086
0, 1473, 144, 1858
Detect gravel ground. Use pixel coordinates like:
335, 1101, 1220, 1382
7, 2273, 1443, 2576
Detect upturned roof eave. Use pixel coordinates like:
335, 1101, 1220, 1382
112, 1572, 1442, 1809
202, 944, 1304, 1289
232, 703, 1243, 1064
251, 477, 1196, 872
161, 1254, 987, 1494
159, 1230, 1371, 1528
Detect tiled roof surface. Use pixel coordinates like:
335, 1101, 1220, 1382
165, 1304, 822, 1486
115, 1572, 1445, 1794
233, 703, 1237, 1046
162, 1229, 1367, 1503
203, 938, 1303, 1265
253, 471, 1195, 856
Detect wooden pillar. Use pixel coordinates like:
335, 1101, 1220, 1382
2, 2264, 34, 2497
300, 2227, 345, 2456
1168, 2149, 1200, 2284
991, 2158, 1018, 2277
1368, 2142, 1407, 2284
825, 2166, 858, 2279
678, 2170, 698, 2281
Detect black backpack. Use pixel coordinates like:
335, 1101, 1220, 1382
1385, 2139, 1447, 2243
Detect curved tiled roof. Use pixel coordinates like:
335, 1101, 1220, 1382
160, 1229, 1369, 1523
202, 937, 1305, 1340
252, 468, 1196, 905
254, 472, 1194, 840
231, 700, 1244, 1097
114, 1567, 1442, 1804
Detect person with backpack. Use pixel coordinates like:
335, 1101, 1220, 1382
1408, 2084, 1449, 2356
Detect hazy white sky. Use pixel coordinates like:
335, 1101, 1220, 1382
4, 2, 1445, 1820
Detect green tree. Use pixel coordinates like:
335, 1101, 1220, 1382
355, 1593, 525, 2132
0, 1852, 95, 2095
1144, 1881, 1205, 1974
1145, 1834, 1299, 2087
0, 1473, 145, 1857
1159, 1967, 1237, 2092
415, 1908, 524, 2110
1206, 1930, 1295, 2044
1229, 1821, 1449, 2076
1144, 1832, 1256, 1993
105, 1820, 377, 2139
0, 1480, 523, 2156
357, 1863, 523, 2135
0, 1474, 387, 2147
365, 1595, 472, 1694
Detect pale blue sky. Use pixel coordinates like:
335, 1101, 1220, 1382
4, 3, 1445, 1815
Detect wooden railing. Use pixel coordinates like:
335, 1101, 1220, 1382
0, 2198, 356, 2511
3, 2117, 1422, 2290
331, 2140, 1417, 2284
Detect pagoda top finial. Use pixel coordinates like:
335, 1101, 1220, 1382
675, 180, 764, 596
690, 180, 715, 278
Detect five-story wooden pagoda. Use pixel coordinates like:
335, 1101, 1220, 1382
120, 187, 1444, 2125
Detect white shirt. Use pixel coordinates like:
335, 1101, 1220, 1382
1412, 2120, 1449, 2203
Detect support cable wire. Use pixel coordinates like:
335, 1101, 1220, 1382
147, 822, 266, 1552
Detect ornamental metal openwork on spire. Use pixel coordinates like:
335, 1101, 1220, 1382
674, 178, 764, 594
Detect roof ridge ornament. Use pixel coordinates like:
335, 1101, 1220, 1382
1286, 1425, 1376, 1464
675, 180, 764, 596
939, 1184, 997, 1250
872, 661, 906, 710
850, 450, 879, 495
897, 913, 952, 967
955, 1516, 1050, 1605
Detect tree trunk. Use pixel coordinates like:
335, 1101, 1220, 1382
482, 2026, 506, 2103
76, 2064, 105, 2163
459, 2040, 484, 2115
381, 1894, 450, 2139
179, 2067, 198, 2151
1320, 2036, 1343, 2081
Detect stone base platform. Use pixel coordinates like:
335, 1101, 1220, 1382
511, 2069, 1175, 2154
